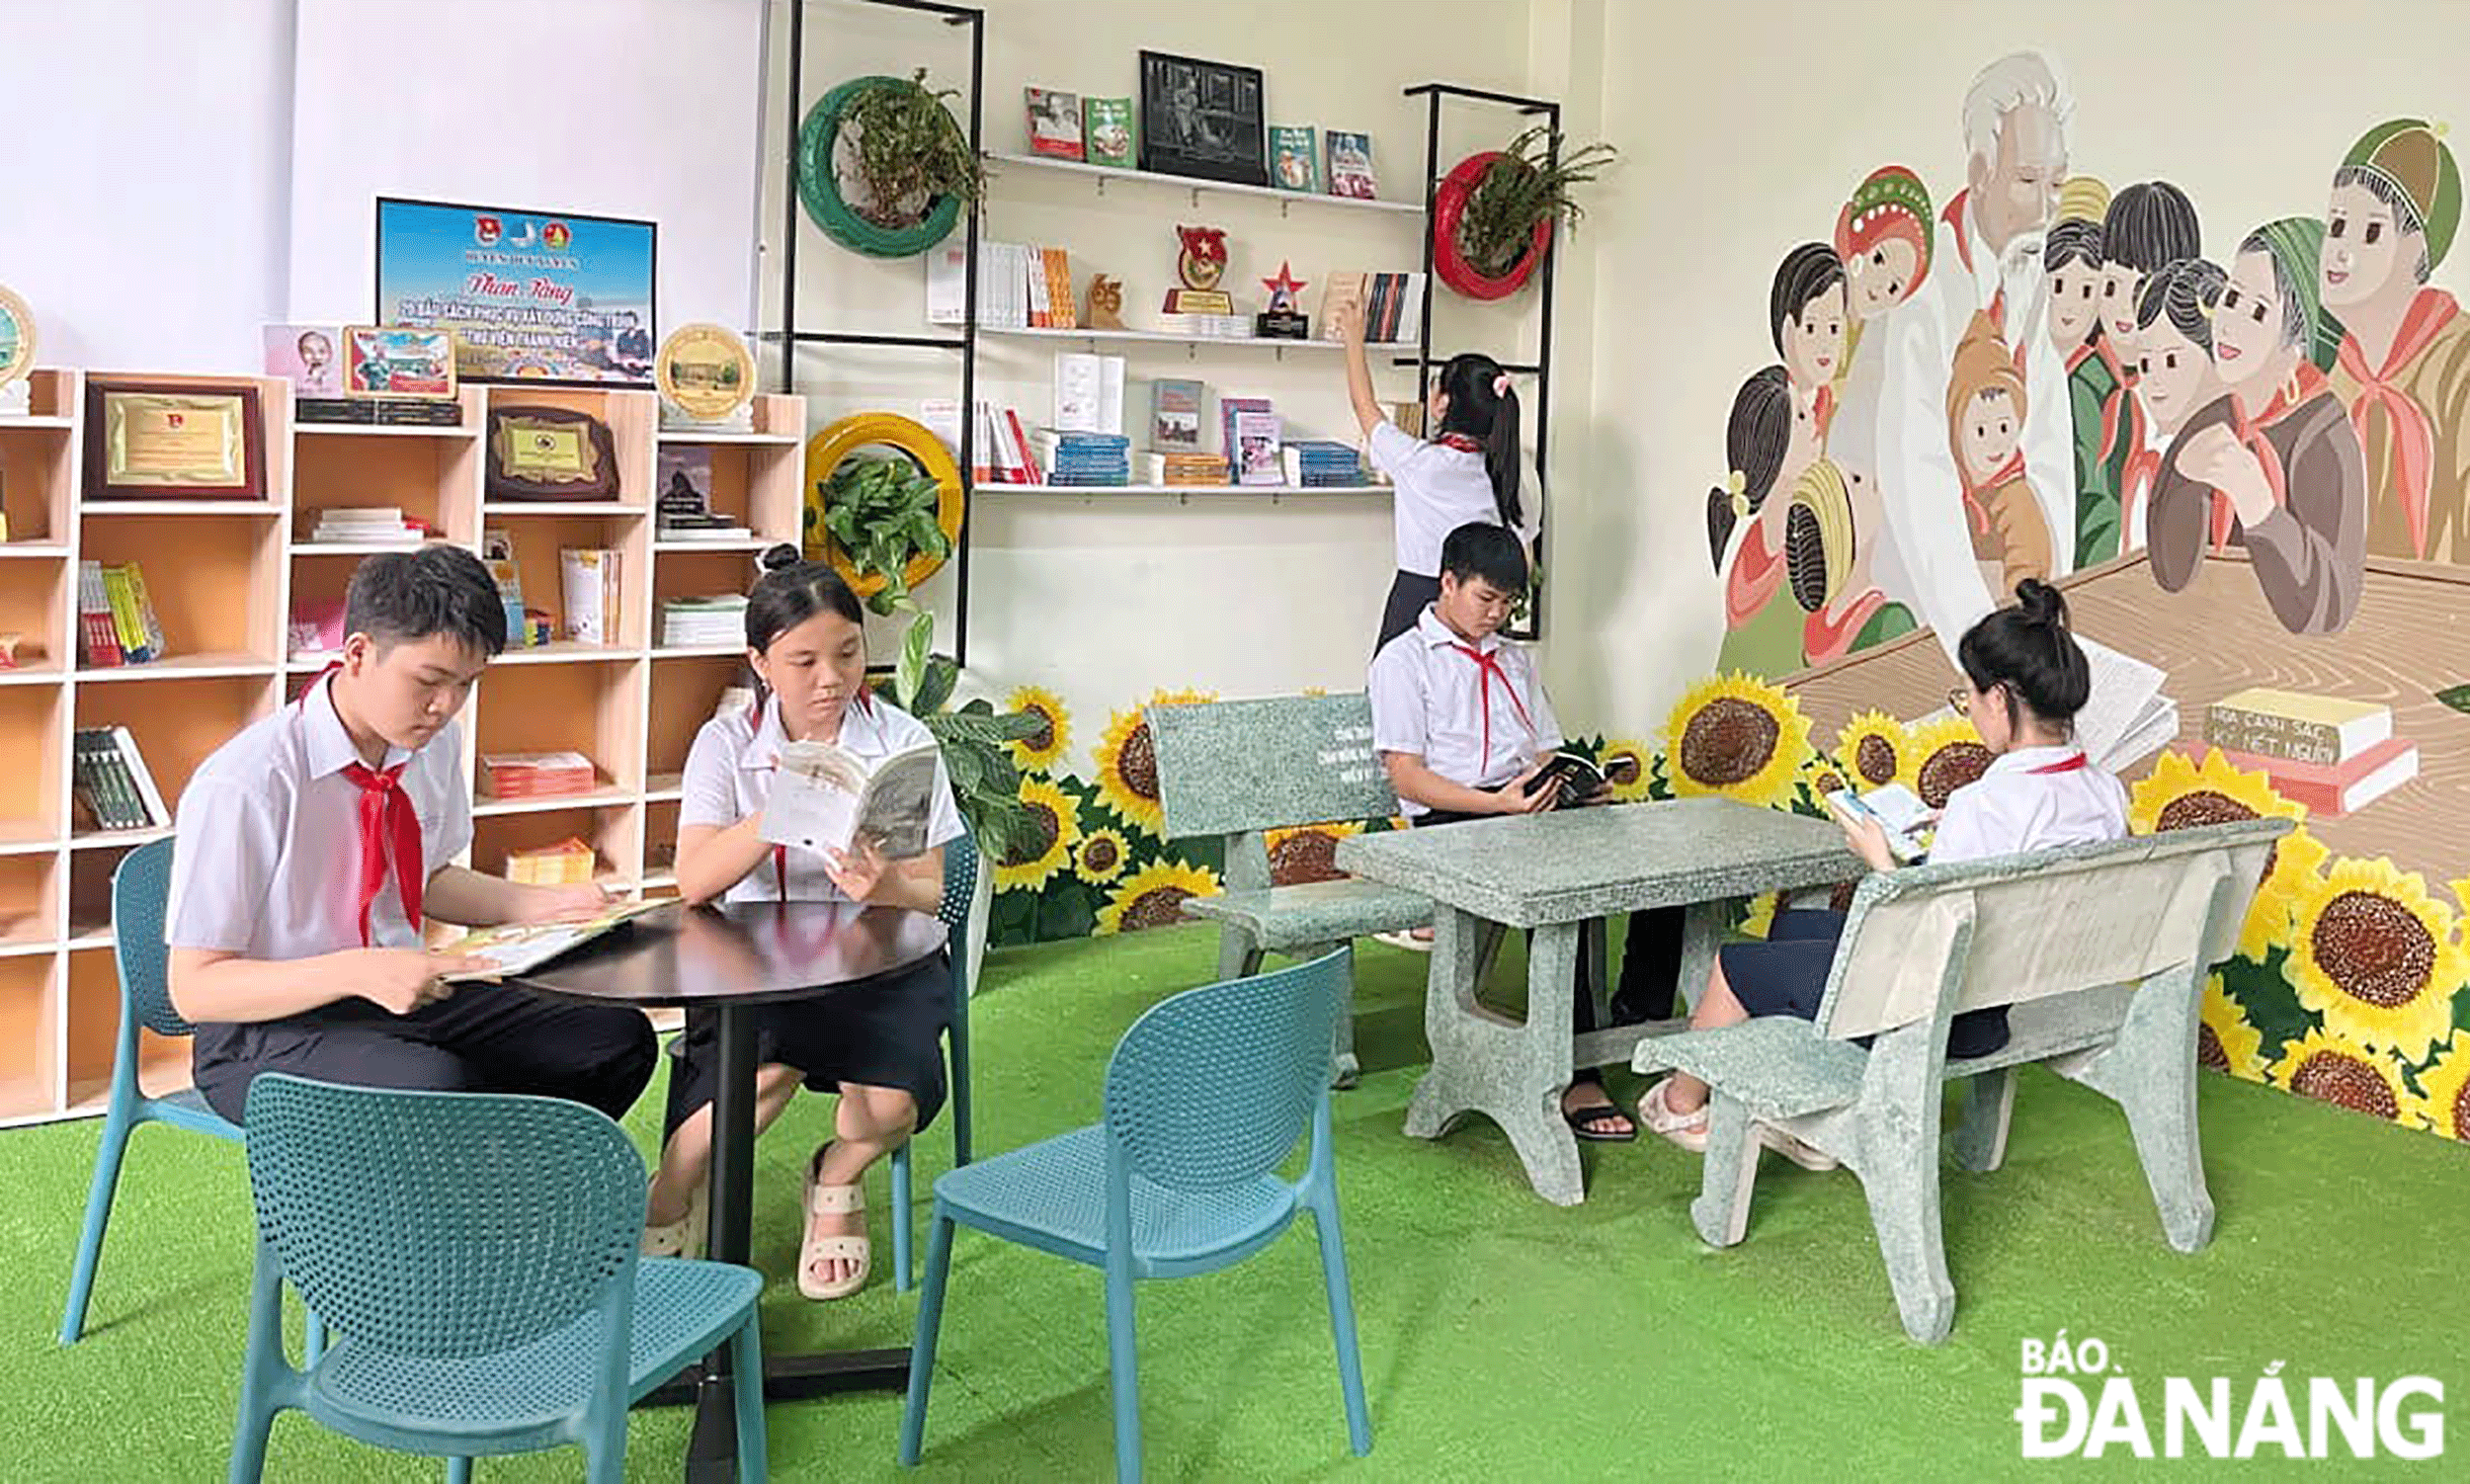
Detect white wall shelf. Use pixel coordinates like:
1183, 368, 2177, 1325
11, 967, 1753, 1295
985, 151, 1424, 217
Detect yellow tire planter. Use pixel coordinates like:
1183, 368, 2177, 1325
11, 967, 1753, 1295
803, 411, 967, 601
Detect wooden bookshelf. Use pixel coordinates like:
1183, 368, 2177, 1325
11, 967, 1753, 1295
0, 370, 807, 1125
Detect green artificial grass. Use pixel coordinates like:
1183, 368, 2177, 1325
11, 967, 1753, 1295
5, 923, 2466, 1481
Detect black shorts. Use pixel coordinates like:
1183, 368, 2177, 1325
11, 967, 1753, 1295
1717, 909, 2009, 1059
661, 951, 953, 1136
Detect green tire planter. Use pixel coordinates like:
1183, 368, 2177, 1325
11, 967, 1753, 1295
798, 75, 965, 258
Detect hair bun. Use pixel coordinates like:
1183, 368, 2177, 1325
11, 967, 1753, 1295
2013, 577, 2069, 629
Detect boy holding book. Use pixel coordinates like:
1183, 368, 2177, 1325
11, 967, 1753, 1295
165, 547, 656, 1125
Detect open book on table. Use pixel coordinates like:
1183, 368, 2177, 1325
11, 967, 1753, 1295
760, 739, 942, 861
436, 897, 669, 983
1826, 783, 1936, 864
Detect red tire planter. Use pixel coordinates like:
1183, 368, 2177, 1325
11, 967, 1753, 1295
1433, 150, 1552, 300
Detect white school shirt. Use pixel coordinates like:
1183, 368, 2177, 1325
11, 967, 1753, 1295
678, 694, 965, 903
1367, 605, 1563, 814
1366, 419, 1543, 577
1928, 744, 2129, 866
166, 673, 471, 957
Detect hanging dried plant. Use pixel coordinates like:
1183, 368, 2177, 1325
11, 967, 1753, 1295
844, 68, 987, 228
1454, 124, 1618, 278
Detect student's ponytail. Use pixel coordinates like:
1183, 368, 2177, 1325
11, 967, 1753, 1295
1436, 352, 1523, 532
1483, 376, 1523, 533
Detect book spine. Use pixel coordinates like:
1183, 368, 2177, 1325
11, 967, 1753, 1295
115, 725, 170, 828
78, 562, 123, 668
124, 562, 167, 658
1005, 407, 1043, 484
103, 567, 149, 664
1045, 248, 1076, 330
92, 731, 143, 829
2205, 706, 2343, 766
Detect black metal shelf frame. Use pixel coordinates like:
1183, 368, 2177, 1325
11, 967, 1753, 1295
1401, 81, 1562, 641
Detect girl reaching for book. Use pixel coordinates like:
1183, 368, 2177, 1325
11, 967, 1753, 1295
643, 560, 963, 1301
1337, 292, 1540, 650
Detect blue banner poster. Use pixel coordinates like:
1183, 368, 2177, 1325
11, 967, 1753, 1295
374, 197, 657, 385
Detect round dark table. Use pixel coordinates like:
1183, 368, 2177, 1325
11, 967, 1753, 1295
514, 899, 948, 1484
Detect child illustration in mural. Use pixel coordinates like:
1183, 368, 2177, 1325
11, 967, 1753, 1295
2098, 181, 2203, 372
1946, 310, 2055, 595
2122, 257, 2229, 549
2149, 218, 2368, 634
1836, 166, 1935, 324
2046, 178, 2138, 568
2321, 118, 2470, 564
1782, 457, 1916, 662
1707, 365, 1820, 678
1771, 243, 1848, 439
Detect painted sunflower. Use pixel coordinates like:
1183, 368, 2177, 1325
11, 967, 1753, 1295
1739, 892, 1779, 940
1796, 748, 1849, 806
2403, 1030, 2470, 1141
2128, 747, 2303, 838
1096, 859, 1222, 936
1660, 673, 1811, 809
1598, 736, 1655, 803
2238, 826, 2330, 961
1836, 709, 1911, 790
1004, 685, 1072, 774
2265, 1025, 2408, 1122
2286, 857, 2467, 1061
1905, 713, 1995, 809
1094, 688, 1217, 837
1266, 821, 1365, 886
992, 777, 1082, 893
1074, 826, 1131, 885
2197, 973, 2266, 1080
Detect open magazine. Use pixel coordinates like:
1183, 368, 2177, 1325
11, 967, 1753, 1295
760, 739, 942, 861
436, 898, 669, 983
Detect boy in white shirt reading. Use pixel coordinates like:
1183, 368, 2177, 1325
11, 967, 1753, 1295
1368, 522, 1649, 1141
1636, 579, 2129, 1169
165, 547, 656, 1125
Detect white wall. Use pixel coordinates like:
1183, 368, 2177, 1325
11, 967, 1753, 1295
1566, 0, 2470, 739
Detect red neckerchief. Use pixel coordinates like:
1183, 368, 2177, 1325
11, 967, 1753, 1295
1724, 513, 1785, 627
2026, 752, 2088, 775
1813, 381, 1837, 440
1960, 451, 2027, 536
2336, 287, 2459, 556
2121, 443, 2164, 546
2207, 366, 2327, 549
297, 663, 422, 947
1437, 431, 1484, 454
1802, 586, 1885, 665
1446, 639, 1532, 776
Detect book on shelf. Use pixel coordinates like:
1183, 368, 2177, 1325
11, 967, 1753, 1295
72, 726, 169, 832
762, 737, 944, 861
1083, 96, 1134, 166
927, 241, 1075, 331
2203, 737, 2420, 816
1151, 377, 1204, 450
1030, 430, 1131, 486
1147, 451, 1230, 486
1281, 440, 1365, 487
288, 599, 345, 657
77, 562, 121, 667
307, 507, 422, 544
1316, 272, 1426, 344
1026, 86, 1083, 160
1155, 312, 1256, 339
483, 551, 528, 649
559, 547, 620, 645
1053, 353, 1125, 435
1270, 124, 1320, 192
106, 564, 165, 663
920, 398, 964, 460
482, 751, 599, 799
0, 631, 21, 669
660, 594, 749, 647
1220, 397, 1281, 486
434, 897, 668, 983
2205, 688, 2392, 766
1324, 129, 1377, 199
504, 837, 599, 886
656, 447, 714, 524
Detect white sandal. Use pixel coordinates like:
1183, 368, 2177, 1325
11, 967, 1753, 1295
1636, 1078, 1710, 1153
799, 1146, 870, 1301
641, 1181, 706, 1260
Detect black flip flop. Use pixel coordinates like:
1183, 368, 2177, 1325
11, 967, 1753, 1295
1563, 1096, 1638, 1143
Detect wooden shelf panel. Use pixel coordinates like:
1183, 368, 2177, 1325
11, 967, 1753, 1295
655, 536, 772, 553
0, 372, 83, 543
0, 665, 67, 687
481, 502, 646, 517
0, 544, 74, 558
984, 150, 1426, 215
293, 423, 482, 545
493, 640, 637, 667
74, 514, 283, 660
470, 802, 642, 886
0, 851, 60, 951
76, 652, 278, 681
80, 501, 284, 517
0, 954, 60, 1120
64, 946, 191, 1104
0, 818, 59, 854
75, 673, 277, 803
473, 513, 650, 649
646, 656, 739, 782
0, 688, 63, 838
472, 662, 643, 790
69, 825, 173, 852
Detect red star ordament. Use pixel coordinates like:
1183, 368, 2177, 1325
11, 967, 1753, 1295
1260, 260, 1308, 311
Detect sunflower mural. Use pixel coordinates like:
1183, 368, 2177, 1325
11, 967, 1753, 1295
2266, 1025, 2410, 1122
1266, 821, 1365, 886
1661, 673, 1813, 807
2405, 1030, 2470, 1141
992, 777, 1081, 893
2198, 972, 2267, 1080
2239, 827, 2330, 961
1837, 710, 1911, 790
1597, 735, 1656, 802
2286, 858, 2467, 1062
2129, 748, 2306, 839
1075, 826, 1130, 885
1098, 859, 1223, 936
1004, 685, 1071, 775
1095, 688, 1218, 838
1904, 713, 1995, 809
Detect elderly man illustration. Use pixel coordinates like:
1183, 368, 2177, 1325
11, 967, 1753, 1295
1867, 50, 2078, 656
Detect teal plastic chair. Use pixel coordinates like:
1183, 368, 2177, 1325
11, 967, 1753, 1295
230, 1075, 770, 1483
58, 839, 323, 1361
899, 948, 1371, 1481
890, 830, 978, 1291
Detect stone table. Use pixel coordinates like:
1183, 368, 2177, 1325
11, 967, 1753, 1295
1335, 798, 1856, 1204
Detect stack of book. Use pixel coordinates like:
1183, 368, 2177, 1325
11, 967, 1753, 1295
2202, 688, 2420, 816
1147, 451, 1229, 486
506, 838, 598, 886
1316, 272, 1428, 345
927, 241, 1076, 329
306, 507, 423, 545
482, 751, 599, 800
78, 561, 166, 668
661, 595, 748, 647
1157, 311, 1255, 339
974, 401, 1045, 484
71, 726, 169, 832
1030, 430, 1131, 486
1281, 440, 1364, 487
1220, 397, 1281, 486
658, 515, 753, 542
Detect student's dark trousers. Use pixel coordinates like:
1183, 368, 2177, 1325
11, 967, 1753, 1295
194, 984, 658, 1126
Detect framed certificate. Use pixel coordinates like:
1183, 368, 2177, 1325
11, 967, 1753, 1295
82, 378, 268, 499
486, 404, 620, 500
343, 325, 457, 400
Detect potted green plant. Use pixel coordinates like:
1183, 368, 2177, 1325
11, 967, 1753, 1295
798, 68, 989, 258
1434, 124, 1617, 299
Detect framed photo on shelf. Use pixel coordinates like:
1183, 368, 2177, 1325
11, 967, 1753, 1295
263, 323, 345, 397
374, 196, 657, 388
343, 325, 457, 399
1136, 51, 1268, 187
82, 377, 268, 500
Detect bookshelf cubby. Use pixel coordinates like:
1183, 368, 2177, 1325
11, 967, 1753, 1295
0, 368, 808, 1125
